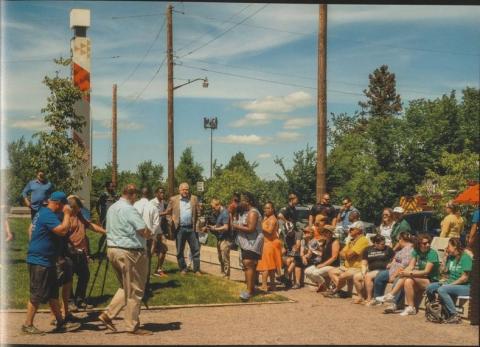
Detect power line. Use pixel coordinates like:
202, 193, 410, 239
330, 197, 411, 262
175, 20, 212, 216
175, 4, 253, 53
1, 55, 121, 63
177, 62, 363, 96
121, 55, 167, 110
119, 16, 167, 87
178, 4, 270, 59
179, 57, 454, 97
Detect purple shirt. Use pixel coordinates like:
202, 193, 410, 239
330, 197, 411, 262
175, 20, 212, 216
388, 244, 413, 278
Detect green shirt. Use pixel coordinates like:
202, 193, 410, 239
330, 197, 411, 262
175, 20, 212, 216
391, 219, 412, 244
411, 248, 440, 282
445, 253, 473, 284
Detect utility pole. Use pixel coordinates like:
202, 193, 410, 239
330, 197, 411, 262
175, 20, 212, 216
316, 4, 327, 202
112, 84, 118, 187
167, 4, 175, 197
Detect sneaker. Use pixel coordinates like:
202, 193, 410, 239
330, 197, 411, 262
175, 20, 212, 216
399, 306, 416, 316
383, 304, 401, 314
376, 293, 394, 303
291, 283, 301, 290
180, 269, 188, 276
65, 313, 82, 323
366, 299, 382, 307
21, 325, 45, 335
52, 320, 81, 333
337, 290, 352, 299
444, 314, 462, 324
76, 301, 95, 310
239, 291, 251, 301
98, 312, 117, 332
153, 270, 167, 277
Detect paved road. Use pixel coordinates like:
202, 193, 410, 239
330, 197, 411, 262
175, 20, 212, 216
3, 257, 478, 345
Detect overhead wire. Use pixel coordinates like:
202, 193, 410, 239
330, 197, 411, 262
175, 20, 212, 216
178, 57, 455, 97
175, 3, 253, 53
121, 55, 167, 111
176, 62, 364, 96
119, 16, 167, 87
178, 3, 270, 59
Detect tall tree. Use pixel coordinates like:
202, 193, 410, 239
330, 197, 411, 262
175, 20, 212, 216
136, 160, 164, 194
15, 58, 87, 196
224, 152, 259, 177
358, 64, 402, 119
174, 147, 204, 191
275, 145, 317, 204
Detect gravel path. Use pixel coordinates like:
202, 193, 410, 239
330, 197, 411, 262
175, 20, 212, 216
3, 256, 478, 345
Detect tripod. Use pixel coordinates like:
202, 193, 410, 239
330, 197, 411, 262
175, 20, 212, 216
86, 238, 151, 309
86, 238, 109, 303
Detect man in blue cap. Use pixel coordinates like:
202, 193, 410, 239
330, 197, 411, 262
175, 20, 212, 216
22, 191, 81, 335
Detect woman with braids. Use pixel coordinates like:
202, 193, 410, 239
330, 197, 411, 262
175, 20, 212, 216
231, 192, 264, 301
425, 238, 473, 324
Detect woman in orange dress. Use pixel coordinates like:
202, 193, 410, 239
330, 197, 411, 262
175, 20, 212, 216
257, 201, 283, 291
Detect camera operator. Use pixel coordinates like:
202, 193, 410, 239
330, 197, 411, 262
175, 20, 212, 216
22, 191, 81, 335
207, 199, 232, 278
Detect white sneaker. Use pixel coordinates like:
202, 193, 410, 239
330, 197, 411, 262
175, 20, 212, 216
376, 293, 394, 303
399, 306, 416, 316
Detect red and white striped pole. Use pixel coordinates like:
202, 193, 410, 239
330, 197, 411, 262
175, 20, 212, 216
70, 9, 92, 208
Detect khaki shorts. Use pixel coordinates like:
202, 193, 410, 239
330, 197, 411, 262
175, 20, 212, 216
330, 266, 361, 279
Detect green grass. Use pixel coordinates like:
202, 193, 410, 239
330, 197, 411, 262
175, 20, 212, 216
4, 218, 288, 309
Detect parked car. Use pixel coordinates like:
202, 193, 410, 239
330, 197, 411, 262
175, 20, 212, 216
402, 211, 441, 237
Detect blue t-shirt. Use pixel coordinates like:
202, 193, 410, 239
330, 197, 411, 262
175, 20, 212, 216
22, 180, 54, 211
472, 209, 480, 224
27, 207, 61, 267
215, 208, 231, 240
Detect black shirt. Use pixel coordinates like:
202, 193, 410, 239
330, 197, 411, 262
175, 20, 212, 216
284, 231, 303, 256
362, 245, 395, 271
97, 191, 118, 226
309, 203, 337, 225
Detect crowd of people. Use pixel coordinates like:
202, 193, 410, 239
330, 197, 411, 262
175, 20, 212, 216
11, 170, 479, 335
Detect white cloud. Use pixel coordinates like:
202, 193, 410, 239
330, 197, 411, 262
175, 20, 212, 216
118, 121, 144, 130
276, 131, 302, 142
215, 134, 270, 145
283, 117, 315, 129
230, 112, 287, 128
257, 153, 272, 159
329, 5, 480, 26
93, 131, 110, 140
239, 91, 314, 113
8, 117, 50, 131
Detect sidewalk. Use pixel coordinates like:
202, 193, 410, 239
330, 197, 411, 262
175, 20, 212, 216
3, 245, 478, 345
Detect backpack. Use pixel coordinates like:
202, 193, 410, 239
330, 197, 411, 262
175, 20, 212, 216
425, 297, 448, 323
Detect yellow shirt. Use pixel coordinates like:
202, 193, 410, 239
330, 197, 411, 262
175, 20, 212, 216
342, 235, 369, 268
440, 214, 464, 238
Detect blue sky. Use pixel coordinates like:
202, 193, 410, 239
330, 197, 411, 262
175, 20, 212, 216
1, 1, 479, 180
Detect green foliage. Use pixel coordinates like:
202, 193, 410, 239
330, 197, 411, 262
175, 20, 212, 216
136, 160, 164, 194
204, 168, 257, 206
358, 64, 402, 119
6, 59, 86, 203
6, 137, 41, 206
224, 152, 259, 177
274, 145, 317, 205
416, 150, 479, 214
175, 147, 204, 193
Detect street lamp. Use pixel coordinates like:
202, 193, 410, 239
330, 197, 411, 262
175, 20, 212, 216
167, 76, 208, 197
203, 117, 218, 179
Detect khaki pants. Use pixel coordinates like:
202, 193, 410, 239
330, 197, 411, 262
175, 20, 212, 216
105, 248, 148, 332
305, 265, 335, 285
217, 239, 231, 276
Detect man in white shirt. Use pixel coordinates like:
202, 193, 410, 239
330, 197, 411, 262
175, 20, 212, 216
133, 188, 158, 298
149, 187, 169, 277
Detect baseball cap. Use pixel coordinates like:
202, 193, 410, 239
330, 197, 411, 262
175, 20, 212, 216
349, 221, 364, 232
393, 206, 405, 213
49, 191, 68, 204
